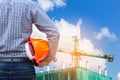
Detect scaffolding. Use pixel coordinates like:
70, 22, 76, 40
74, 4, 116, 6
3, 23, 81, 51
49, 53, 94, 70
36, 67, 112, 80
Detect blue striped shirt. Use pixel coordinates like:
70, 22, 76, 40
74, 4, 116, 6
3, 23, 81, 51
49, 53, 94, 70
0, 0, 59, 59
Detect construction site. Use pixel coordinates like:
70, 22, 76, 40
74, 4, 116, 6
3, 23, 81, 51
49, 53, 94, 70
36, 36, 114, 80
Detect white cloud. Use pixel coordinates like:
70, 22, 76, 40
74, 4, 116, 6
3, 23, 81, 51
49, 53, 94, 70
54, 18, 81, 50
118, 72, 120, 80
53, 0, 66, 6
95, 27, 117, 40
38, 0, 66, 11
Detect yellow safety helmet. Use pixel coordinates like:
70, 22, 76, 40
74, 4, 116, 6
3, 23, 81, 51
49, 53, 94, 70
25, 37, 49, 64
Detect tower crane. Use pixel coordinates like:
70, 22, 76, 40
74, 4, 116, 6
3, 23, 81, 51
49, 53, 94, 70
58, 36, 114, 67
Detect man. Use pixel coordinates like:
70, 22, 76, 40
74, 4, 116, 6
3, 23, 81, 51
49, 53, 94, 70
0, 0, 59, 80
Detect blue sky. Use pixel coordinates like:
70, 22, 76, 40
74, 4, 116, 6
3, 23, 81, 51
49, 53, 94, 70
34, 0, 120, 80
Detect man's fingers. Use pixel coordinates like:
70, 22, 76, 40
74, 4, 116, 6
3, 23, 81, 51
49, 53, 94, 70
38, 61, 50, 67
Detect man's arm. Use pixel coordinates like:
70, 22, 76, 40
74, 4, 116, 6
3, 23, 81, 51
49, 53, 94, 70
31, 3, 60, 66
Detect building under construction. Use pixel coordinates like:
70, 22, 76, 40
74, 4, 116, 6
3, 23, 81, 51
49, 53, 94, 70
36, 36, 113, 80
36, 67, 111, 80
35, 52, 113, 80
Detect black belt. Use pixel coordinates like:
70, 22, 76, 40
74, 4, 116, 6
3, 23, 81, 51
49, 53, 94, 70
0, 58, 32, 63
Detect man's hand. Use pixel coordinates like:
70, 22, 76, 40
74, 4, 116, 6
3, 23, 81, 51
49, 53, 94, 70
37, 58, 51, 67
37, 57, 57, 67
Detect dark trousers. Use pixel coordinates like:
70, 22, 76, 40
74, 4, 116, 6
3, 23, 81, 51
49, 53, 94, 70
0, 59, 36, 80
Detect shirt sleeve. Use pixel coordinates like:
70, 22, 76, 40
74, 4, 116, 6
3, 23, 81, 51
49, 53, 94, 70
30, 3, 60, 61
